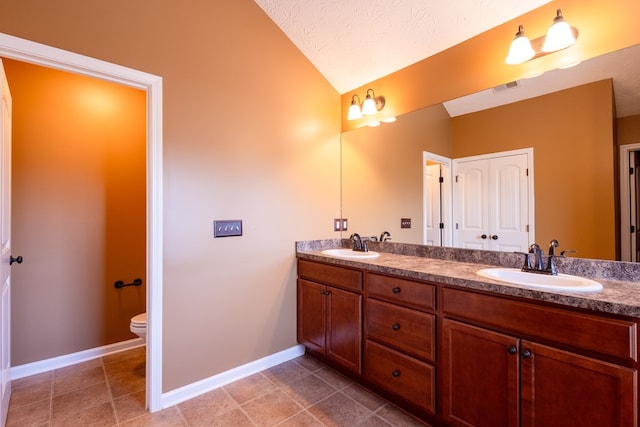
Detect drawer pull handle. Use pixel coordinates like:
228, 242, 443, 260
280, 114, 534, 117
392, 370, 401, 378
507, 345, 517, 354
392, 323, 400, 331
521, 349, 532, 359
392, 287, 401, 294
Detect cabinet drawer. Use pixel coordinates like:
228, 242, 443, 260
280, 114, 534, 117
298, 259, 362, 292
364, 339, 435, 413
442, 287, 637, 362
366, 273, 435, 312
365, 298, 435, 362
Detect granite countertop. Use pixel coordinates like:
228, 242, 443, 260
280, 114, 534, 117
296, 240, 640, 318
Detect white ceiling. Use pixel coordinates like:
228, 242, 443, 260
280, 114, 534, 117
254, 0, 551, 94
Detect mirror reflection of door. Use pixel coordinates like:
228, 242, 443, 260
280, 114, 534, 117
423, 152, 452, 247
453, 149, 533, 252
425, 162, 444, 246
631, 151, 640, 261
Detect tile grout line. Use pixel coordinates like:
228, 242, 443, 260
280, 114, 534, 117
220, 385, 260, 427
100, 355, 120, 426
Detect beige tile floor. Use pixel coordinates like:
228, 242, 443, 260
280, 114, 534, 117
7, 347, 430, 426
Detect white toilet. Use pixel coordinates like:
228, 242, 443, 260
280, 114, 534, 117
130, 313, 147, 341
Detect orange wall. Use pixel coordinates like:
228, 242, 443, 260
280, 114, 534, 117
452, 80, 615, 259
342, 0, 640, 131
618, 115, 640, 146
0, 0, 341, 391
3, 59, 147, 365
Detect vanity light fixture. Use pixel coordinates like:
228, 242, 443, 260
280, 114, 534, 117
505, 8, 578, 65
347, 94, 363, 120
542, 9, 576, 52
505, 25, 535, 65
346, 88, 386, 120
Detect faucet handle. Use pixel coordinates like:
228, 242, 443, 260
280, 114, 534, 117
515, 251, 532, 270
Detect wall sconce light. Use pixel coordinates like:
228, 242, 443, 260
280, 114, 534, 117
347, 94, 363, 120
347, 88, 386, 120
505, 9, 578, 65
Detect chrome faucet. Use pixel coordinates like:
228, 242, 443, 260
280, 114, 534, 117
380, 231, 391, 242
350, 233, 368, 252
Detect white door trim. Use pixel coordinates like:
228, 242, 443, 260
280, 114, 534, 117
620, 143, 640, 262
422, 151, 452, 246
0, 33, 164, 412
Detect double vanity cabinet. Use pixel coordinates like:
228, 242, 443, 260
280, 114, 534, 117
296, 254, 639, 427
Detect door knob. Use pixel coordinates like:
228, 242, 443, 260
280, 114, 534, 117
481, 234, 488, 239
10, 255, 23, 265
491, 235, 499, 240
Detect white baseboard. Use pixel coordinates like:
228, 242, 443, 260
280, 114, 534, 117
10, 338, 144, 380
161, 344, 305, 408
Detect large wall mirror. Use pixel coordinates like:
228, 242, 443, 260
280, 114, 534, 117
341, 44, 640, 261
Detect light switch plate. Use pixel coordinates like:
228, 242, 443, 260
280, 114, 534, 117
214, 220, 243, 237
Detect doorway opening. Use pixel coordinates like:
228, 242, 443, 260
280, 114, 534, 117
0, 33, 163, 412
620, 143, 640, 262
423, 151, 452, 247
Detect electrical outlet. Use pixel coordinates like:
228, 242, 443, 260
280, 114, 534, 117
334, 218, 348, 231
214, 220, 242, 237
401, 218, 412, 229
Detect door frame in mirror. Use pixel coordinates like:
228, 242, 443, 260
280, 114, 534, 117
423, 151, 453, 246
620, 143, 640, 261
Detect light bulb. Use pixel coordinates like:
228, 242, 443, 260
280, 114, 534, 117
542, 9, 576, 53
505, 25, 535, 65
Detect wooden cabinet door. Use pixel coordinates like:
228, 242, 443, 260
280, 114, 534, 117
520, 340, 637, 427
297, 279, 326, 354
326, 286, 362, 374
441, 319, 520, 427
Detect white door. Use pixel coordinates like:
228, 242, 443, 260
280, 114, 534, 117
454, 150, 532, 252
425, 163, 443, 246
454, 159, 490, 250
0, 59, 13, 427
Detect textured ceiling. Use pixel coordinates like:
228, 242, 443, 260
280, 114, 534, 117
254, 0, 552, 93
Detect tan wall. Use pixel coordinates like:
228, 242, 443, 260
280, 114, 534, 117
4, 59, 147, 365
342, 104, 452, 243
452, 80, 616, 260
342, 0, 640, 132
618, 115, 640, 146
0, 1, 341, 391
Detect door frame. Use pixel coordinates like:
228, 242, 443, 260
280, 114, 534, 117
422, 151, 452, 246
620, 143, 640, 262
0, 33, 164, 412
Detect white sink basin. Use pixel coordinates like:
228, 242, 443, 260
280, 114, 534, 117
476, 268, 602, 292
321, 248, 380, 259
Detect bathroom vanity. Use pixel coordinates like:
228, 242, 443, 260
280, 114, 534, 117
296, 240, 640, 427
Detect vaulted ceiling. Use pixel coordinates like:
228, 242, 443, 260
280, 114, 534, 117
254, 0, 551, 94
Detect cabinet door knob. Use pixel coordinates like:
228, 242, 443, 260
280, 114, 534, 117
481, 234, 488, 239
392, 323, 400, 331
392, 287, 401, 294
507, 345, 517, 354
521, 349, 532, 358
491, 234, 499, 240
391, 370, 401, 378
